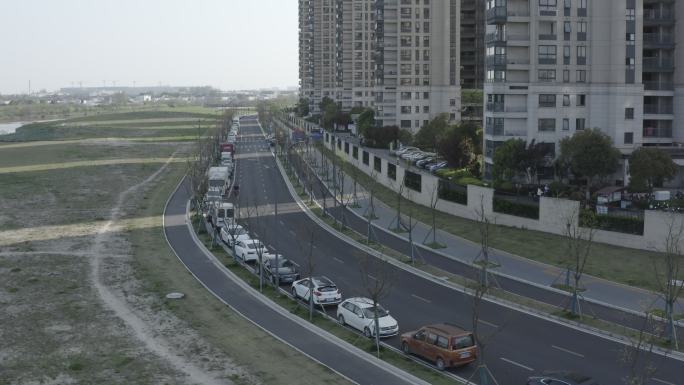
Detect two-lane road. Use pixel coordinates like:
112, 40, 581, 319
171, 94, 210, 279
232, 117, 683, 385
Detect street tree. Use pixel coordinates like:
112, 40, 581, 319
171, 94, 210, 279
413, 114, 449, 151
296, 97, 310, 117
436, 125, 475, 169
629, 147, 678, 193
563, 209, 595, 318
319, 97, 338, 130
358, 254, 395, 358
356, 108, 375, 138
653, 214, 684, 349
558, 129, 621, 190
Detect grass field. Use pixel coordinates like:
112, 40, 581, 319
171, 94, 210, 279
0, 109, 351, 385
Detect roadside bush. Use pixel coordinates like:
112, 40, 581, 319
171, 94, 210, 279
457, 176, 484, 187
435, 168, 472, 180
579, 209, 644, 235
438, 180, 467, 205
493, 197, 540, 219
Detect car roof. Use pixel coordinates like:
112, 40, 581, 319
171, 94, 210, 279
346, 297, 375, 308
422, 323, 470, 336
311, 276, 334, 286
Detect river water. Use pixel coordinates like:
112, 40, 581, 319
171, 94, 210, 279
0, 122, 23, 135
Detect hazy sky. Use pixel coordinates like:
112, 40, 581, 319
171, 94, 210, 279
0, 0, 299, 94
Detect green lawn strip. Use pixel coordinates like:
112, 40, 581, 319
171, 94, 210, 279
197, 228, 464, 385
315, 146, 683, 293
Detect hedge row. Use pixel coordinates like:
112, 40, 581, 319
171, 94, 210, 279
580, 210, 645, 235
493, 197, 540, 220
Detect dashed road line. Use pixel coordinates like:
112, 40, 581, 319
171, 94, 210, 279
552, 345, 584, 358
333, 257, 344, 263
500, 357, 534, 372
652, 379, 675, 385
477, 319, 499, 328
367, 274, 377, 281
411, 294, 432, 304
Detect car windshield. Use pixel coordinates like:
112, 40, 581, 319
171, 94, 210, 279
362, 305, 389, 318
277, 259, 293, 268
452, 334, 475, 349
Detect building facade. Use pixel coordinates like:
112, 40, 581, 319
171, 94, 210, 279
299, 0, 466, 133
482, 0, 683, 182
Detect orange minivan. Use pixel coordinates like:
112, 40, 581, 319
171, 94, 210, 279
400, 323, 477, 370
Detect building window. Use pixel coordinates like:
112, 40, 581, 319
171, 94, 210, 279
401, 106, 411, 114
538, 45, 557, 65
344, 142, 350, 154
352, 146, 358, 159
401, 120, 411, 129
388, 163, 396, 180
538, 118, 556, 132
563, 94, 570, 106
625, 108, 634, 120
404, 170, 422, 192
576, 46, 586, 65
362, 151, 369, 165
423, 106, 430, 113
563, 69, 570, 82
577, 21, 587, 40
563, 118, 570, 131
539, 94, 557, 107
624, 132, 633, 144
374, 156, 382, 173
577, 70, 586, 82
576, 118, 586, 130
539, 69, 556, 82
577, 94, 586, 106
563, 45, 571, 64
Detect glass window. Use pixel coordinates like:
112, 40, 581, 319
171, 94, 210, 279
577, 94, 586, 106
576, 70, 586, 82
625, 108, 634, 120
563, 70, 570, 82
539, 69, 556, 82
576, 118, 586, 130
538, 118, 556, 132
563, 118, 570, 130
563, 94, 570, 106
539, 94, 556, 107
624, 132, 633, 144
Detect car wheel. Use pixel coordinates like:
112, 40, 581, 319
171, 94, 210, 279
436, 358, 445, 371
338, 314, 345, 326
363, 327, 372, 338
291, 287, 298, 298
401, 342, 410, 355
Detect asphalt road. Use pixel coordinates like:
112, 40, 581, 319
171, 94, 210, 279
285, 143, 684, 342
232, 117, 684, 385
164, 172, 426, 383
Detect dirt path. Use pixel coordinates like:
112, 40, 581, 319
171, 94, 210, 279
89, 154, 230, 385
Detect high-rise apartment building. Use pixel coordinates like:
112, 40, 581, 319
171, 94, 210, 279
299, 0, 464, 132
461, 0, 486, 89
482, 0, 683, 181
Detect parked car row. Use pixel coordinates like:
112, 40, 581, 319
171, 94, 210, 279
216, 126, 478, 372
391, 146, 449, 174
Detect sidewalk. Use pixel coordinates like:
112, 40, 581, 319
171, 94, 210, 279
304, 146, 684, 317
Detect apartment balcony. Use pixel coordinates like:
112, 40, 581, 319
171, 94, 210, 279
538, 34, 557, 41
643, 126, 672, 139
644, 33, 674, 48
486, 6, 507, 24
486, 103, 528, 113
539, 6, 558, 16
486, 55, 508, 67
644, 104, 674, 115
644, 9, 675, 25
643, 57, 675, 72
644, 81, 674, 91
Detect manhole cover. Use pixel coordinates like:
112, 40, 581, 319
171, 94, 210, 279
166, 292, 185, 300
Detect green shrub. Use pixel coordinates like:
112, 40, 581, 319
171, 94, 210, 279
457, 176, 484, 186
580, 209, 644, 235
493, 197, 539, 219
438, 180, 467, 205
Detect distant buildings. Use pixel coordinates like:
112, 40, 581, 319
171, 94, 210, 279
299, 0, 486, 132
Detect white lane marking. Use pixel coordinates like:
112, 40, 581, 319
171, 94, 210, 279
289, 230, 296, 237
411, 294, 432, 304
552, 345, 584, 358
333, 257, 344, 263
367, 274, 377, 281
500, 357, 534, 372
478, 319, 499, 328
652, 378, 676, 385
279, 220, 285, 226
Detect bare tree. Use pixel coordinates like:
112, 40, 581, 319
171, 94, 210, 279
365, 169, 380, 244
186, 159, 209, 233
358, 255, 395, 358
653, 213, 684, 349
473, 194, 494, 289
388, 172, 408, 233
563, 208, 595, 318
423, 179, 443, 248
620, 313, 662, 385
468, 277, 499, 385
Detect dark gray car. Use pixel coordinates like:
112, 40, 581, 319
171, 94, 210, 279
527, 372, 599, 385
261, 257, 300, 284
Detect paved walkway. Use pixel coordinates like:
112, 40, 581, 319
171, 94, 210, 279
304, 146, 684, 317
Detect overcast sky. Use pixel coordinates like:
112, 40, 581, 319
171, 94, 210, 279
0, 0, 299, 94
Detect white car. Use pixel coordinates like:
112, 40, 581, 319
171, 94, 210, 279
291, 276, 342, 305
220, 225, 249, 246
394, 146, 418, 157
234, 239, 268, 262
337, 297, 399, 338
